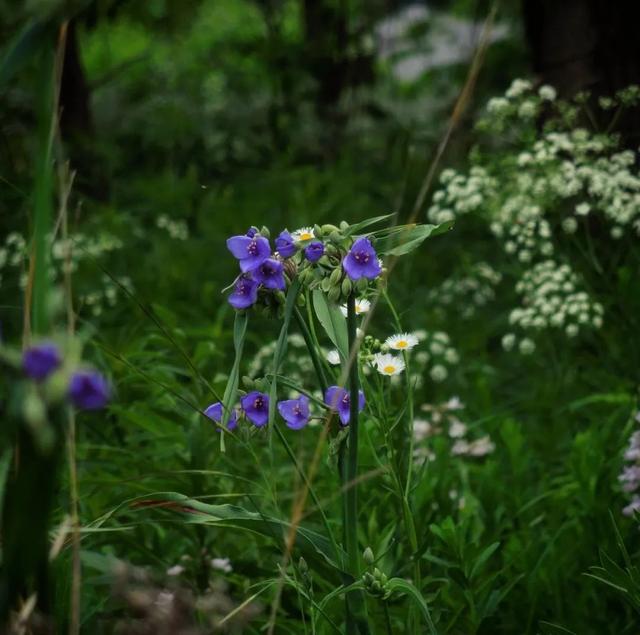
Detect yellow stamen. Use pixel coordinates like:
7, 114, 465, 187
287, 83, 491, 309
299, 232, 313, 240
383, 365, 396, 374
397, 341, 408, 348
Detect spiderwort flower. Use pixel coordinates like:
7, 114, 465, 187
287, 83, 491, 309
275, 231, 296, 258
241, 391, 270, 427
253, 258, 286, 290
22, 342, 61, 381
305, 241, 324, 263
343, 237, 382, 280
228, 276, 259, 309
277, 394, 310, 430
204, 402, 238, 431
324, 386, 365, 425
226, 235, 271, 273
68, 370, 110, 410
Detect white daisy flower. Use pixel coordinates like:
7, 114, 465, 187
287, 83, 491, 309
210, 557, 233, 573
291, 227, 315, 242
326, 350, 341, 365
385, 333, 419, 351
372, 353, 405, 376
340, 298, 371, 317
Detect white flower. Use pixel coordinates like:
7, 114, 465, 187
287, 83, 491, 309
506, 78, 532, 99
385, 332, 419, 351
211, 557, 232, 573
291, 227, 315, 242
562, 217, 578, 234
413, 418, 433, 441
449, 419, 467, 438
446, 396, 464, 410
326, 350, 341, 365
468, 436, 495, 456
340, 298, 371, 317
166, 565, 185, 576
430, 364, 448, 382
519, 338, 536, 355
575, 202, 591, 216
373, 353, 405, 376
538, 85, 557, 101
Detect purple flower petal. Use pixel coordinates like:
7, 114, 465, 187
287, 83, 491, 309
305, 241, 325, 263
226, 235, 271, 272
277, 395, 310, 430
324, 386, 365, 425
276, 231, 296, 258
204, 402, 238, 431
69, 370, 110, 410
229, 276, 259, 309
22, 342, 61, 381
343, 237, 381, 281
241, 391, 270, 427
253, 258, 286, 290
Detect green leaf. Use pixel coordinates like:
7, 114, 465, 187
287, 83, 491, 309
345, 214, 395, 237
221, 312, 248, 431
116, 492, 346, 579
386, 577, 439, 635
312, 289, 348, 360
377, 221, 453, 256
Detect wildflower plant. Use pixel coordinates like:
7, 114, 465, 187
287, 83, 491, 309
427, 80, 640, 353
201, 215, 450, 632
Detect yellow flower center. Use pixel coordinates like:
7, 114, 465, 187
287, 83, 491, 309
383, 365, 396, 374
299, 232, 313, 240
396, 341, 408, 348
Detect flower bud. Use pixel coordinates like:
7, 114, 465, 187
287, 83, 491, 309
341, 278, 352, 297
329, 231, 342, 243
328, 286, 341, 303
321, 224, 339, 234
321, 278, 332, 292
260, 226, 271, 239
329, 268, 343, 285
296, 294, 306, 307
242, 375, 255, 390
373, 567, 383, 580
363, 547, 375, 565
356, 278, 369, 294
313, 224, 323, 239
339, 221, 349, 231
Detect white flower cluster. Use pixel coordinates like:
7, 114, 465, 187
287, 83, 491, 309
156, 214, 189, 240
412, 396, 495, 465
428, 262, 502, 319
620, 411, 640, 517
1, 230, 129, 317
425, 80, 640, 348
412, 330, 459, 383
503, 260, 603, 349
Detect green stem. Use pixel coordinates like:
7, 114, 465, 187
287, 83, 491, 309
294, 307, 328, 392
345, 293, 370, 634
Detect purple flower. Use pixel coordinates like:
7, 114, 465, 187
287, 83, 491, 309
204, 402, 238, 431
624, 496, 640, 517
22, 342, 61, 381
343, 237, 382, 281
241, 391, 270, 427
276, 231, 296, 258
246, 227, 259, 238
277, 395, 310, 430
68, 370, 110, 410
226, 235, 271, 273
324, 386, 365, 425
305, 241, 325, 263
229, 276, 259, 309
253, 258, 285, 290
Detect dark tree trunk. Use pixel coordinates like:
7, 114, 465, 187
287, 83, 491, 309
522, 0, 640, 143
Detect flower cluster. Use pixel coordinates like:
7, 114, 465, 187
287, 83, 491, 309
620, 411, 640, 517
427, 262, 502, 319
502, 260, 603, 351
156, 214, 189, 240
204, 386, 365, 432
412, 397, 495, 465
1, 230, 131, 317
425, 80, 640, 349
21, 341, 110, 410
225, 224, 383, 311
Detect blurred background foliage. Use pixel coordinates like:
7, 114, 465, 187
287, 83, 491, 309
2, 0, 640, 633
